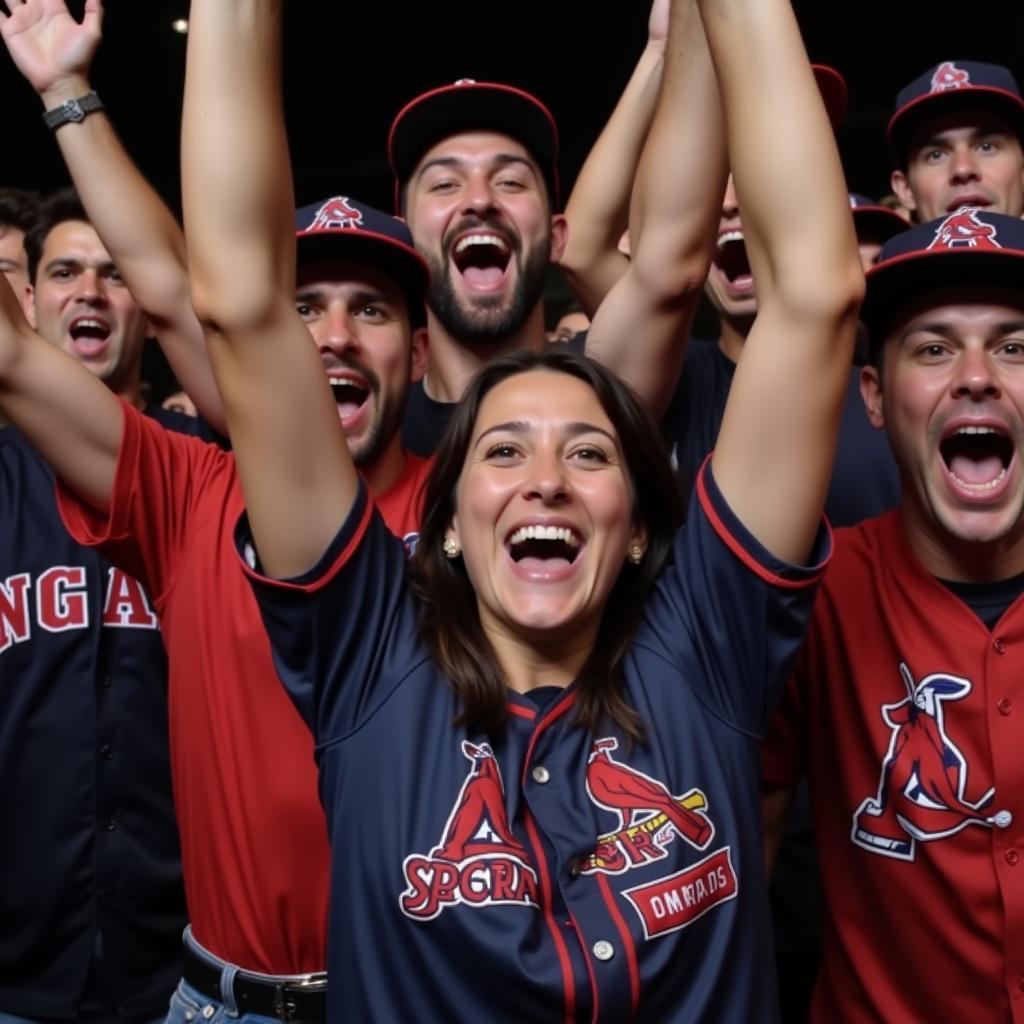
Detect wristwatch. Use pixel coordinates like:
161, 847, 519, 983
43, 91, 103, 131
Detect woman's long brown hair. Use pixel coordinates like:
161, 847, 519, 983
410, 347, 684, 741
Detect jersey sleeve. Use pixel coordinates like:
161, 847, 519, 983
236, 481, 424, 745
639, 456, 831, 736
56, 399, 227, 600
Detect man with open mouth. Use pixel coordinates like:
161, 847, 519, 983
763, 207, 1024, 1023
889, 60, 1024, 225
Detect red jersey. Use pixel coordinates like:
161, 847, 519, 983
764, 510, 1024, 1024
57, 401, 430, 974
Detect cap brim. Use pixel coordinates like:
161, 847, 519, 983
812, 65, 848, 131
388, 83, 560, 210
852, 206, 911, 243
295, 229, 429, 328
888, 86, 1024, 165
863, 247, 1024, 355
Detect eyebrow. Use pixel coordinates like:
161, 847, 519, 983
900, 320, 1024, 343
473, 419, 619, 447
294, 286, 390, 305
42, 257, 117, 275
416, 153, 539, 183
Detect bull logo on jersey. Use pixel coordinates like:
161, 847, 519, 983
852, 662, 996, 861
930, 61, 971, 92
399, 741, 538, 920
928, 207, 1002, 251
579, 739, 738, 938
306, 196, 363, 232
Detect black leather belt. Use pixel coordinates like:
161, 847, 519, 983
183, 944, 327, 1023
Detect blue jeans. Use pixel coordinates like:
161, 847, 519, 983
164, 928, 324, 1024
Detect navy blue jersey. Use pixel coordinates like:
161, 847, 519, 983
0, 405, 191, 1019
239, 461, 829, 1022
665, 340, 900, 527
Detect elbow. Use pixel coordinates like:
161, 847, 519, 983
632, 248, 710, 308
777, 261, 866, 334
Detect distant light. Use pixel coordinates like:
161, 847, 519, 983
171, 18, 189, 34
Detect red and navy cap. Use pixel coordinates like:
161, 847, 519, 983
888, 61, 1024, 167
387, 79, 560, 211
848, 193, 909, 243
862, 207, 1024, 359
294, 197, 429, 328
812, 65, 848, 131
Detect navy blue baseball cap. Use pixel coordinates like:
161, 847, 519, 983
849, 194, 909, 243
388, 79, 561, 211
294, 197, 429, 328
862, 207, 1024, 359
888, 61, 1024, 167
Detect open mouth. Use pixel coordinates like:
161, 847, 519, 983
328, 374, 370, 420
68, 316, 112, 357
506, 524, 582, 566
940, 425, 1014, 491
451, 233, 511, 288
713, 231, 752, 287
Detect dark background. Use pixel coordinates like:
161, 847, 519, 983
3, 0, 1023, 391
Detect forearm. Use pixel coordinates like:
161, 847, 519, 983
560, 41, 664, 315
587, 0, 726, 417
182, 0, 293, 327
0, 270, 120, 511
698, 0, 860, 315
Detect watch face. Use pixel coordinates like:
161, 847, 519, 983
65, 100, 84, 123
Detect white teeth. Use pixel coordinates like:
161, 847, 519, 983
73, 319, 106, 330
953, 425, 997, 436
508, 524, 581, 547
454, 234, 509, 254
717, 229, 744, 248
951, 467, 1008, 491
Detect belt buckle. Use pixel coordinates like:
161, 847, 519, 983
273, 974, 327, 1023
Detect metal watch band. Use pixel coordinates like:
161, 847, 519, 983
42, 91, 103, 131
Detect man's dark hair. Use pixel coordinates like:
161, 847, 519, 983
24, 187, 90, 284
410, 346, 684, 743
0, 188, 41, 235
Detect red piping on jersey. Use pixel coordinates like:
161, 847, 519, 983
524, 811, 576, 1024
239, 497, 374, 593
507, 701, 537, 721
696, 456, 828, 591
566, 908, 600, 1024
520, 692, 577, 788
597, 872, 639, 1020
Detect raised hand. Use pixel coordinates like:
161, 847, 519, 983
0, 0, 102, 101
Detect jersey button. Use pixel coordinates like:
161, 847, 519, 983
995, 810, 1014, 829
1006, 850, 1019, 866
994, 637, 1008, 654
531, 766, 551, 784
592, 940, 614, 962
104, 818, 115, 831
99, 744, 113, 760
998, 698, 1013, 716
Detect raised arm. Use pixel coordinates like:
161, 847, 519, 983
586, 0, 727, 419
182, 0, 353, 578
557, 0, 667, 317
699, 0, 864, 563
0, 263, 122, 511
0, 0, 226, 432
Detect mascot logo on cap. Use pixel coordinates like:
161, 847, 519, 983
928, 206, 1002, 251
930, 61, 971, 93
307, 196, 364, 232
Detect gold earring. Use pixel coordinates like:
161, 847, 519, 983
627, 543, 644, 565
443, 537, 461, 559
